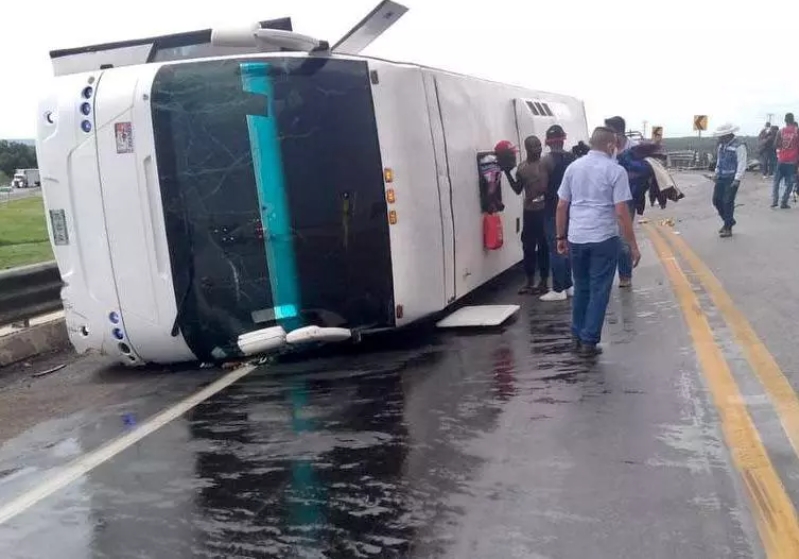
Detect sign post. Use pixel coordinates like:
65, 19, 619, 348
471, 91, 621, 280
693, 115, 708, 138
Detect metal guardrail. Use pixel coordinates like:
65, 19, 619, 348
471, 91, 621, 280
0, 261, 63, 326
666, 150, 699, 169
664, 150, 715, 171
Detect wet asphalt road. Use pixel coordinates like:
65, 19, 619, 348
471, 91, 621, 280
2, 171, 799, 558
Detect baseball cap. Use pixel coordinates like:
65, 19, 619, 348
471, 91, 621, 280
545, 124, 567, 141
604, 116, 626, 135
494, 140, 518, 153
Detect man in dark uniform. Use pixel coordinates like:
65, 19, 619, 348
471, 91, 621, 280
539, 125, 575, 302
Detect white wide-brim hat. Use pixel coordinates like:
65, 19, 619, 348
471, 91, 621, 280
713, 123, 739, 136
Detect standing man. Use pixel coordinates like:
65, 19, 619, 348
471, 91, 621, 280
712, 123, 747, 236
539, 125, 575, 302
604, 116, 643, 288
556, 127, 641, 357
772, 113, 799, 209
758, 121, 776, 177
605, 116, 638, 153
504, 136, 550, 294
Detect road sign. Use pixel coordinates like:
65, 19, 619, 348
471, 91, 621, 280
693, 115, 708, 132
652, 126, 663, 139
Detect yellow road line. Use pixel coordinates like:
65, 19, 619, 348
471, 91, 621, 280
0, 363, 257, 526
645, 224, 799, 558
658, 225, 799, 463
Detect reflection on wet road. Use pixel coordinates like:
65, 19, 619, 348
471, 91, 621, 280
0, 252, 761, 558
9, 173, 799, 557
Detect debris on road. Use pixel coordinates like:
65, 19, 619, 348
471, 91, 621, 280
31, 364, 65, 378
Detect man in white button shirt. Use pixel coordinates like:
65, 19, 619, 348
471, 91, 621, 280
555, 127, 641, 356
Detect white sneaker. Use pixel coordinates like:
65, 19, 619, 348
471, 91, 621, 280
540, 290, 568, 302
566, 287, 574, 297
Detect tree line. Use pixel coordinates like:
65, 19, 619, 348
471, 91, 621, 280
0, 141, 37, 183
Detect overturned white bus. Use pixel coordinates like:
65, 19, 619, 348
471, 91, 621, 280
36, 2, 588, 366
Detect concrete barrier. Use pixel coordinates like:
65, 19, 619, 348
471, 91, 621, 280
0, 318, 70, 367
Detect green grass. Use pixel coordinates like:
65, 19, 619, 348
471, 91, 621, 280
0, 196, 53, 269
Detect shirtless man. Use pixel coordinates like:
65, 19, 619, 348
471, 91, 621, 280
505, 136, 549, 294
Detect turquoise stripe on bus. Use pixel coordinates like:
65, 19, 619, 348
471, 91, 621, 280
240, 62, 302, 330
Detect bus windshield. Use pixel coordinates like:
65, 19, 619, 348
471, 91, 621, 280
151, 56, 393, 361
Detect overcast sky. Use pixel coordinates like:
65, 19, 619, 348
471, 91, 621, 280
2, 0, 798, 139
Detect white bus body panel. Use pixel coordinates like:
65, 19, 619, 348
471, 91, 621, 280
430, 71, 524, 298
92, 66, 195, 363
371, 60, 588, 323
36, 68, 194, 365
368, 61, 447, 326
420, 71, 457, 306
36, 71, 126, 359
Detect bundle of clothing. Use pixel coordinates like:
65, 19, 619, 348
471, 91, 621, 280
617, 142, 685, 215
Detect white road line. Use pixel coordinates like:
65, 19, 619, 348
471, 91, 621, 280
0, 363, 257, 525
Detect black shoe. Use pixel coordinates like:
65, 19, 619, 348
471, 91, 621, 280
571, 336, 582, 352
579, 344, 603, 357
771, 203, 779, 208
781, 204, 791, 209
719, 228, 732, 238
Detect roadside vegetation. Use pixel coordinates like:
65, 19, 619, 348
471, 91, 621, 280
0, 140, 37, 182
0, 197, 52, 269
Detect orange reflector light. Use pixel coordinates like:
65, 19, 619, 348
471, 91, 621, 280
384, 168, 394, 183
389, 210, 398, 224
386, 189, 396, 204
396, 304, 404, 319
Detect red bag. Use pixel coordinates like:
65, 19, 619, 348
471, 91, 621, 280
483, 213, 503, 250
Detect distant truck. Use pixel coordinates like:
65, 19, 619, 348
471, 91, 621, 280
11, 169, 40, 188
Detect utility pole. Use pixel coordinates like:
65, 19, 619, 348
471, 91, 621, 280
767, 112, 775, 125
642, 120, 648, 138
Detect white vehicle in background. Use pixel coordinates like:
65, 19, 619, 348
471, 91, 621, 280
36, 1, 589, 366
12, 168, 40, 188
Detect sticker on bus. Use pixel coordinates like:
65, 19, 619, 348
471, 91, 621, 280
115, 122, 134, 154
49, 209, 69, 245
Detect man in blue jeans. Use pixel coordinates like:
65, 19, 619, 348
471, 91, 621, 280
712, 123, 747, 236
556, 127, 641, 356
772, 113, 799, 209
539, 124, 575, 302
604, 116, 643, 289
